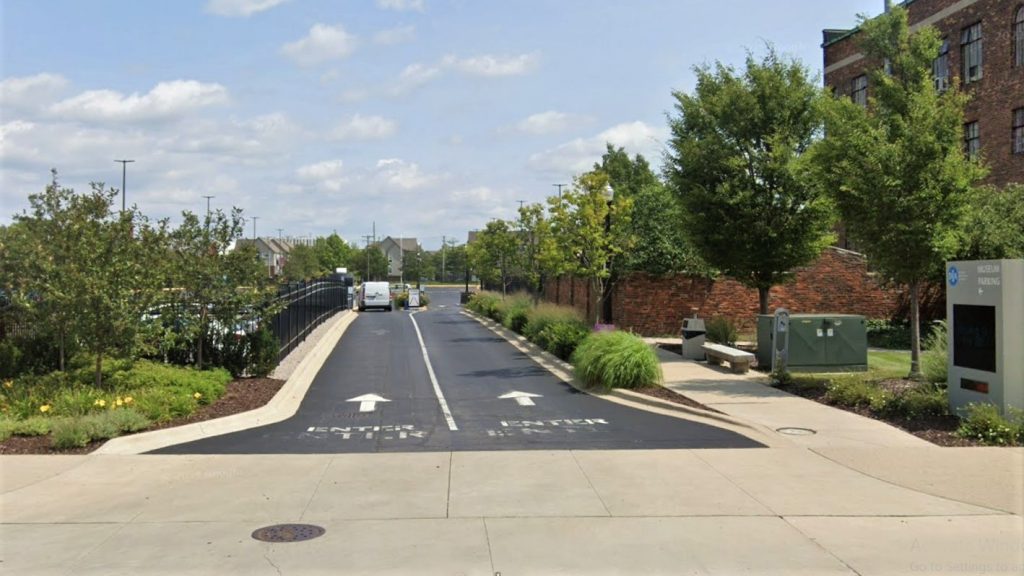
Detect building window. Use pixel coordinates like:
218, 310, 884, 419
1015, 7, 1024, 67
961, 23, 983, 83
1013, 108, 1024, 154
964, 121, 980, 157
933, 38, 950, 91
851, 74, 868, 107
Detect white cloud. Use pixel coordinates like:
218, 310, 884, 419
443, 53, 540, 77
296, 160, 347, 191
49, 80, 229, 123
373, 25, 416, 45
332, 114, 398, 140
375, 0, 424, 12
0, 73, 69, 113
205, 0, 289, 17
514, 110, 589, 135
386, 63, 441, 96
374, 158, 439, 190
528, 121, 666, 175
282, 24, 357, 67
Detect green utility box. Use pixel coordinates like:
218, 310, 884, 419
757, 314, 868, 372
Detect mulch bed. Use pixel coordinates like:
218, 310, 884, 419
632, 386, 723, 414
0, 377, 285, 455
774, 377, 980, 447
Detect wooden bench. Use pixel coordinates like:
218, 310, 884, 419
701, 343, 755, 374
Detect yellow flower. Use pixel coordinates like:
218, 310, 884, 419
39, 405, 51, 413
95, 399, 107, 408
124, 396, 133, 404
193, 392, 202, 400
2, 380, 12, 389
115, 398, 124, 407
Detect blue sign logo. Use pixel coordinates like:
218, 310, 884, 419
948, 266, 959, 286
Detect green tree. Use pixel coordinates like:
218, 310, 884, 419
402, 248, 428, 286
666, 47, 834, 314
548, 171, 633, 324
515, 202, 563, 302
313, 233, 353, 273
351, 245, 388, 281
597, 145, 706, 277
956, 184, 1024, 260
167, 208, 266, 370
281, 244, 322, 281
8, 177, 169, 386
468, 219, 519, 296
809, 6, 987, 377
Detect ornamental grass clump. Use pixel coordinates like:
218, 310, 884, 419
572, 331, 661, 390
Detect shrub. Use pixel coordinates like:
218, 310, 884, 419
13, 416, 53, 436
537, 320, 590, 361
957, 404, 1023, 446
825, 377, 891, 409
248, 325, 280, 378
572, 331, 661, 390
0, 340, 22, 379
501, 296, 533, 334
467, 292, 502, 319
50, 418, 92, 449
133, 389, 199, 422
523, 303, 584, 342
106, 408, 152, 433
921, 321, 948, 384
0, 417, 15, 442
705, 317, 738, 346
896, 386, 948, 418
80, 413, 121, 441
50, 387, 101, 417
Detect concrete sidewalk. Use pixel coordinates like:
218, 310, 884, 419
2, 447, 1021, 575
653, 346, 935, 448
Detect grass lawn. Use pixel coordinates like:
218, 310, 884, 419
867, 349, 911, 379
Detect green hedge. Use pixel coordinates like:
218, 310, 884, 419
467, 292, 589, 360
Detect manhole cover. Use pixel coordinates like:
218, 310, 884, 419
776, 427, 817, 436
251, 524, 326, 543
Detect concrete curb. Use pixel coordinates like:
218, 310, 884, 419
460, 309, 781, 445
95, 310, 357, 455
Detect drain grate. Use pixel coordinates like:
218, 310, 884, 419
251, 524, 326, 543
776, 427, 817, 436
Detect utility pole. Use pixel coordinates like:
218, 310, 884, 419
202, 195, 214, 218
517, 200, 525, 209
277, 228, 283, 239
114, 159, 135, 211
362, 234, 374, 281
251, 216, 259, 239
553, 183, 566, 198
441, 235, 446, 283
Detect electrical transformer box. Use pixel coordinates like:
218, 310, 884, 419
758, 314, 867, 372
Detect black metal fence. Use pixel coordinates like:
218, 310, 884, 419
270, 277, 351, 361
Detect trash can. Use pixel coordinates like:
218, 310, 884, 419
681, 318, 706, 360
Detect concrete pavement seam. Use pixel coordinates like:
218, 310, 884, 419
298, 458, 333, 522
778, 514, 865, 576
94, 310, 357, 455
483, 517, 497, 575
570, 450, 613, 517
808, 448, 1016, 516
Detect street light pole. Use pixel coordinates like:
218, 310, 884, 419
553, 183, 566, 198
251, 216, 259, 239
114, 159, 135, 211
202, 195, 214, 218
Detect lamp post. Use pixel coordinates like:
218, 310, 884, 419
114, 159, 134, 211
251, 216, 259, 239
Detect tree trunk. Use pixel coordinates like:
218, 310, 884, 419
58, 326, 66, 372
758, 287, 770, 315
909, 280, 921, 379
197, 308, 206, 370
94, 350, 103, 388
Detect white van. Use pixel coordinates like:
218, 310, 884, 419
358, 281, 393, 312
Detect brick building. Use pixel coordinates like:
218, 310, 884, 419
822, 0, 1023, 196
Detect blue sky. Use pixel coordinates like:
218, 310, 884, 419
1, 0, 882, 249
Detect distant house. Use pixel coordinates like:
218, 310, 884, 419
376, 236, 421, 281
235, 237, 293, 277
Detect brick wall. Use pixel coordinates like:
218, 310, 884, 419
545, 247, 902, 336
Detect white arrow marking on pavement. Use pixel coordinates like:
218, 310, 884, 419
347, 394, 391, 413
499, 391, 543, 406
